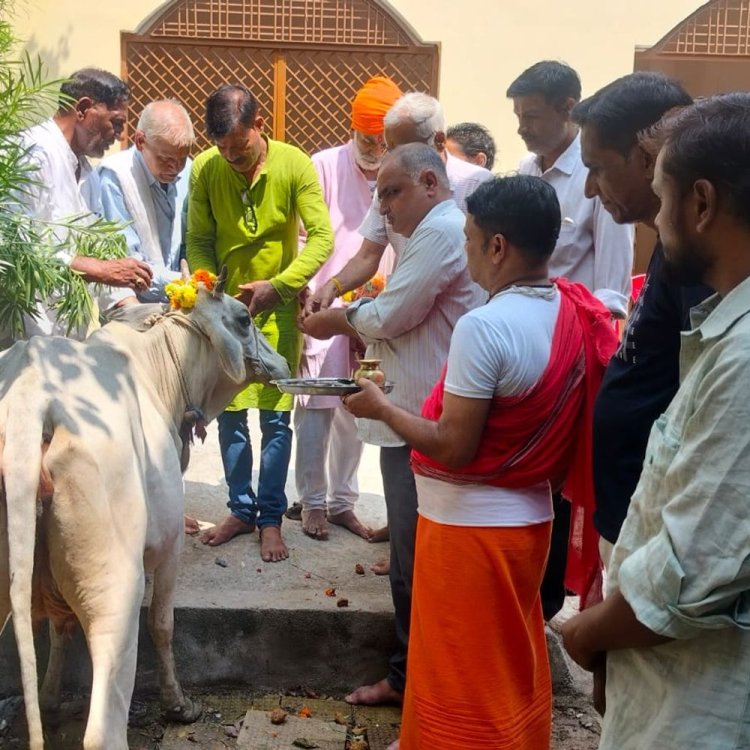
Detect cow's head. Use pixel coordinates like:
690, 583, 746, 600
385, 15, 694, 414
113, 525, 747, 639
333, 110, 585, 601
170, 264, 290, 386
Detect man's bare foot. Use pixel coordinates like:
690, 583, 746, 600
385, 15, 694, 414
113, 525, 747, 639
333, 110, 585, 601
387, 741, 400, 750
370, 558, 390, 576
260, 526, 289, 562
345, 678, 402, 706
328, 510, 372, 540
368, 525, 390, 543
184, 515, 200, 535
200, 515, 255, 546
302, 508, 329, 540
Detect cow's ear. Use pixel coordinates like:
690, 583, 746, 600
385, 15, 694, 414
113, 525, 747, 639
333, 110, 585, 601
212, 329, 246, 384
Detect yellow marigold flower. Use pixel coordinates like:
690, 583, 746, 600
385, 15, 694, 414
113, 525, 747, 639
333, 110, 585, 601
165, 282, 183, 309
179, 285, 198, 308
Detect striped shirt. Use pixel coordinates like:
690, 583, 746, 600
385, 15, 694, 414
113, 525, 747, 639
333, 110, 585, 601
346, 199, 486, 446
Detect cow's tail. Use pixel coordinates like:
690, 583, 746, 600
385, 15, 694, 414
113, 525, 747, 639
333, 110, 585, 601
3, 388, 46, 750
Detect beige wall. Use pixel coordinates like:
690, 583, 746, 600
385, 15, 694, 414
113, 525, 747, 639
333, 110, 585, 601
15, 0, 701, 171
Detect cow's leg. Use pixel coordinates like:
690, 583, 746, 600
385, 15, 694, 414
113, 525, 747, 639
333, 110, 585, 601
39, 622, 67, 713
43, 437, 146, 750
148, 551, 201, 722
0, 492, 9, 632
79, 569, 143, 750
49, 544, 143, 750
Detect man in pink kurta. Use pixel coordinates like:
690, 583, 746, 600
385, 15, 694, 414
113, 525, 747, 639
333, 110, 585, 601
293, 76, 402, 540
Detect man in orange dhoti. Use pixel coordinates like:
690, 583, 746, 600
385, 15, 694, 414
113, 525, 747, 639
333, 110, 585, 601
344, 175, 617, 749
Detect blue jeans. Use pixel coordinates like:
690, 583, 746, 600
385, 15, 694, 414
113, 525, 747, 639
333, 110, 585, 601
217, 409, 292, 529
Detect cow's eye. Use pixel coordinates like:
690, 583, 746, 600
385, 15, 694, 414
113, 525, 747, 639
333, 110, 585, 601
239, 313, 251, 328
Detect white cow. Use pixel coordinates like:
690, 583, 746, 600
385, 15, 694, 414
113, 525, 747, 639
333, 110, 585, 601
0, 267, 290, 749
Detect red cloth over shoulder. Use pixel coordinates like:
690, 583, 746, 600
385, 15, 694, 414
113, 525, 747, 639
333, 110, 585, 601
411, 279, 618, 607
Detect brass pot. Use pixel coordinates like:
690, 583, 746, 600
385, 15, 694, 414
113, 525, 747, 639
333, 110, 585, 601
353, 359, 386, 385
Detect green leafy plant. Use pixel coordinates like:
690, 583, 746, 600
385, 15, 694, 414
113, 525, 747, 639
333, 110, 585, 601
0, 1, 127, 344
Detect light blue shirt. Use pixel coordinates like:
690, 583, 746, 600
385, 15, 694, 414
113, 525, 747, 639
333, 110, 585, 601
602, 277, 750, 749
99, 149, 191, 302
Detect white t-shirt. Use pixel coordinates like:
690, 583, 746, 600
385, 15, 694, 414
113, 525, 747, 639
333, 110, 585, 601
415, 285, 560, 527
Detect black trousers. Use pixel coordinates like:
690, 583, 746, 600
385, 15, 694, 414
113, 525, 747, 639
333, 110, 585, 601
379, 445, 418, 694
540, 492, 572, 621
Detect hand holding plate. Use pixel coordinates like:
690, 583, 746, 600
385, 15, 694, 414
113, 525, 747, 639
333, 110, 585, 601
342, 378, 390, 419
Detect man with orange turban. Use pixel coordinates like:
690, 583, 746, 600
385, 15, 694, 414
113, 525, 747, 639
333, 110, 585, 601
289, 76, 401, 543
351, 75, 403, 138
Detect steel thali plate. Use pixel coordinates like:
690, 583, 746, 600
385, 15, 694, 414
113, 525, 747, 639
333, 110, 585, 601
272, 377, 394, 396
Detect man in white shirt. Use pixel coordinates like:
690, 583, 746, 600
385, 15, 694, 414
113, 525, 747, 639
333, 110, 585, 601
507, 60, 634, 620
301, 144, 485, 707
18, 68, 152, 337
305, 93, 492, 313
99, 99, 194, 305
508, 61, 634, 317
343, 174, 616, 750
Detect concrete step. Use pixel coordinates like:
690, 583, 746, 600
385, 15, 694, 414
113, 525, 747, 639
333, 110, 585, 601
0, 426, 583, 698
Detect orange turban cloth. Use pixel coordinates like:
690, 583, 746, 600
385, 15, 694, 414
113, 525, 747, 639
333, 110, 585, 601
350, 76, 403, 136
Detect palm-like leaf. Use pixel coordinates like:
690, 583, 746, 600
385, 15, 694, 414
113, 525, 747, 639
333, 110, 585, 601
0, 3, 129, 344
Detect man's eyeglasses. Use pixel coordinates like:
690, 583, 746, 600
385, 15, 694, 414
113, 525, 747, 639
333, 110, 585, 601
241, 188, 258, 234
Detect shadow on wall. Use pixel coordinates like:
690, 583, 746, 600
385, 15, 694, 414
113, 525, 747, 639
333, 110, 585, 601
23, 28, 72, 80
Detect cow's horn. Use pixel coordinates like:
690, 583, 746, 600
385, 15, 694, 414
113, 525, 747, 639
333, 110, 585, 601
212, 265, 228, 298
180, 259, 191, 281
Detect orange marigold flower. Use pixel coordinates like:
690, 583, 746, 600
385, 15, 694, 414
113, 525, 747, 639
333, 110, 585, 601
351, 273, 385, 301
193, 269, 216, 291
298, 706, 312, 718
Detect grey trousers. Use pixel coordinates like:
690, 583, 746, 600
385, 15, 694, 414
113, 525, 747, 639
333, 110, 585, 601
380, 445, 418, 694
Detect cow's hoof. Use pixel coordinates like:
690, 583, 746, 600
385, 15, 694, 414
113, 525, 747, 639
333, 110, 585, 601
163, 697, 202, 723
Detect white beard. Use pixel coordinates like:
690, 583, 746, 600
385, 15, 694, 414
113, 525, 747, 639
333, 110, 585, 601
353, 144, 382, 172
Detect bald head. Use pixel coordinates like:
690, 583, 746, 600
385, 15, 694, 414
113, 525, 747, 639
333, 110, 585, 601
384, 143, 450, 191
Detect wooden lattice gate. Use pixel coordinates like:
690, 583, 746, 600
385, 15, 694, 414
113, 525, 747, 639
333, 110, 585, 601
121, 0, 440, 155
634, 0, 750, 97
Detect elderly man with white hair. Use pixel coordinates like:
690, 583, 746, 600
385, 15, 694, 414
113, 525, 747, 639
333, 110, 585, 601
305, 92, 492, 314
99, 99, 194, 304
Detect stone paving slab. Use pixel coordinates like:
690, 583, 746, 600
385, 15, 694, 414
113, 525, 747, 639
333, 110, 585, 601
236, 697, 399, 750
237, 712, 347, 750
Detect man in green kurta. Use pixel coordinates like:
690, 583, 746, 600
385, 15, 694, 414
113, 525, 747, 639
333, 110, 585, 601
187, 84, 332, 562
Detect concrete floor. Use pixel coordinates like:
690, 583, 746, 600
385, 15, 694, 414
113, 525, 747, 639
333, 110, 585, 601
179, 421, 393, 615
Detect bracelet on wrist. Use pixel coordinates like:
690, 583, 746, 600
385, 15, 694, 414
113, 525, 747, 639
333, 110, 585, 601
331, 276, 344, 297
